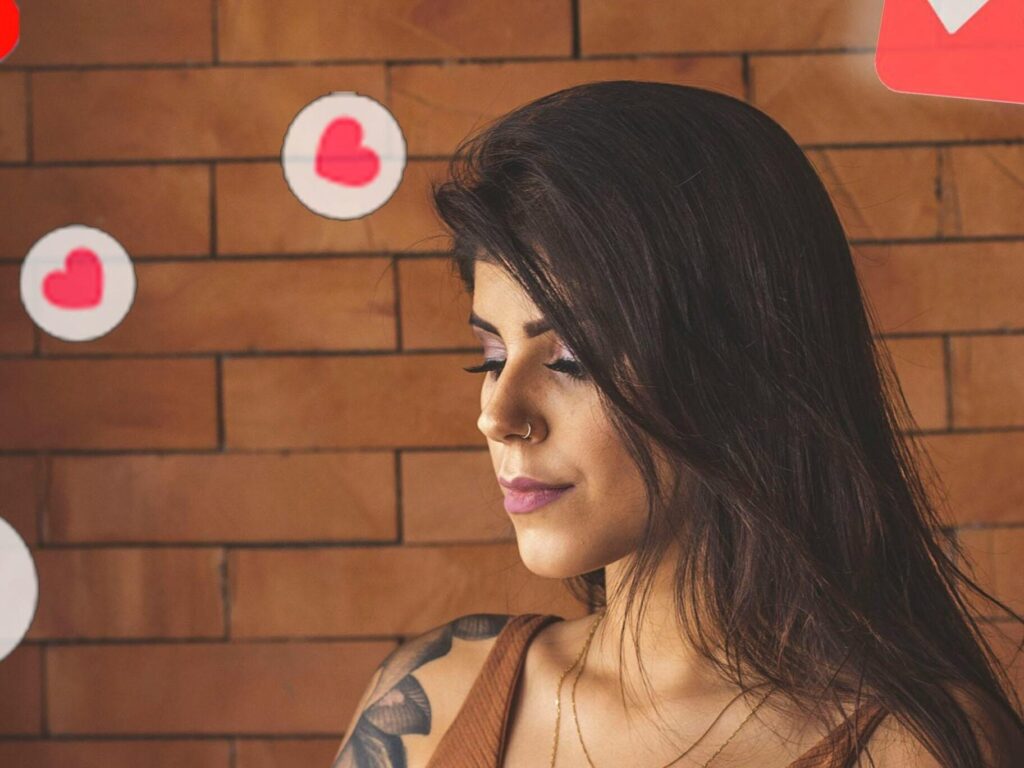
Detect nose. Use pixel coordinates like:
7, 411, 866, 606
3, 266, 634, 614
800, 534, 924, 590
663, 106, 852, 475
477, 378, 544, 446
478, 408, 542, 445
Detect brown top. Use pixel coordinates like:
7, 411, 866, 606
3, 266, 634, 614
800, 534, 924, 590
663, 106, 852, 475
425, 613, 890, 768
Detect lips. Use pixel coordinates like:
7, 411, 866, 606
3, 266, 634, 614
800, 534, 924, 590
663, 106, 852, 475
503, 485, 574, 514
499, 475, 573, 492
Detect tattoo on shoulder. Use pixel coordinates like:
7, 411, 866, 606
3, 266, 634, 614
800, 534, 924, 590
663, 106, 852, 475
332, 613, 513, 767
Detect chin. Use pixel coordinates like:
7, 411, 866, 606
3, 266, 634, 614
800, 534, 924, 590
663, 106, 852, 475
512, 527, 606, 580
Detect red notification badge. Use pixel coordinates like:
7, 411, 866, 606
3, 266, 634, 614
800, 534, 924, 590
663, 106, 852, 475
876, 0, 1024, 105
0, 0, 19, 63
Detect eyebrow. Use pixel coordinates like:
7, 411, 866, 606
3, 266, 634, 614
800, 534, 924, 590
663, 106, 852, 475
468, 311, 553, 339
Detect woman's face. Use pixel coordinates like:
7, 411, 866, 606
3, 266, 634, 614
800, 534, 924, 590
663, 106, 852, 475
469, 261, 650, 579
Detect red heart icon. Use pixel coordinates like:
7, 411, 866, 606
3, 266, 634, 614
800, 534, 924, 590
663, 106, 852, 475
42, 247, 103, 309
314, 117, 380, 187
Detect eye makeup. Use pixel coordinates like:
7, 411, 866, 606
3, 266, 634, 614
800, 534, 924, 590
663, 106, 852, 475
465, 319, 587, 382
462, 356, 587, 382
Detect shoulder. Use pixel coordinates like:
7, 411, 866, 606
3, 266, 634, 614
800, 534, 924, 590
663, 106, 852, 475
331, 613, 515, 768
855, 711, 944, 767
856, 684, 1024, 768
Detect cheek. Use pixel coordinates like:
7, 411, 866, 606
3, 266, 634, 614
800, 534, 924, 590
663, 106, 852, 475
598, 473, 651, 526
582, 442, 651, 523
583, 420, 636, 476
575, 479, 649, 563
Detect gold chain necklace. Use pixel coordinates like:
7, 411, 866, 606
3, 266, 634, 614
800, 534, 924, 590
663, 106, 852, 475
548, 608, 772, 768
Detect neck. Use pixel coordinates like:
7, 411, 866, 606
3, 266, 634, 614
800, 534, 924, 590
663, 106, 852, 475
582, 547, 755, 713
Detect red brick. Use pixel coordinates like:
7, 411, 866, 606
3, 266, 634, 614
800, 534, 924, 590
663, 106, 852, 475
986, 529, 1024, 617
1, 0, 212, 66
46, 451, 397, 543
0, 72, 26, 162
32, 66, 385, 161
940, 145, 1024, 238
229, 543, 586, 637
917, 432, 1024, 526
402, 450, 513, 543
751, 53, 1024, 145
950, 336, 1024, 428
0, 165, 210, 261
810, 147, 939, 240
40, 257, 396, 354
391, 56, 744, 156
0, 643, 42, 734
218, 0, 571, 62
958, 528, 1024, 619
28, 547, 223, 639
854, 241, 1024, 334
581, 0, 884, 55
222, 353, 482, 449
399, 256, 474, 350
877, 336, 948, 431
0, 739, 230, 768
0, 264, 35, 353
46, 640, 395, 733
956, 528, 997, 619
236, 739, 339, 768
0, 456, 43, 546
0, 359, 218, 450
215, 159, 444, 255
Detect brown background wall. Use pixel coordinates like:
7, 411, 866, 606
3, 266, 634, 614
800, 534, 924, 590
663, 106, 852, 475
0, 1, 1022, 766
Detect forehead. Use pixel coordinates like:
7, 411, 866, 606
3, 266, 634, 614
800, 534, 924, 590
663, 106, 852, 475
470, 262, 557, 340
472, 261, 541, 316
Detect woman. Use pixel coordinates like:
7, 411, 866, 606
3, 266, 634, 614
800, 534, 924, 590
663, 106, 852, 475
334, 81, 1024, 767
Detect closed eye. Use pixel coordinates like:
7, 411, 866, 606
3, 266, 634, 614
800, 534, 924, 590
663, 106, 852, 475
462, 357, 587, 382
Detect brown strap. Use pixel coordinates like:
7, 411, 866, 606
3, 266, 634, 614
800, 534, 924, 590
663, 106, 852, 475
425, 613, 564, 768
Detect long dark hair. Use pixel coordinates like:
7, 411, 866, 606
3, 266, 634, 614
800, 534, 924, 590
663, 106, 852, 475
428, 80, 1024, 767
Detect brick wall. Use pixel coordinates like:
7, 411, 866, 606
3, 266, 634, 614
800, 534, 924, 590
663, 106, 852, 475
0, 1, 1021, 766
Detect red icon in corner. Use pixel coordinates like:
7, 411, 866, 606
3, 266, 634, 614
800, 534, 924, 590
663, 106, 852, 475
876, 0, 1024, 105
0, 0, 19, 63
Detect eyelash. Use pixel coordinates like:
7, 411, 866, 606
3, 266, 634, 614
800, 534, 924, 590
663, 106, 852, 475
462, 358, 588, 382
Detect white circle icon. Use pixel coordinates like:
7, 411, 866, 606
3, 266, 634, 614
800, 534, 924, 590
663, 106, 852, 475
0, 516, 39, 663
281, 91, 407, 220
20, 225, 136, 342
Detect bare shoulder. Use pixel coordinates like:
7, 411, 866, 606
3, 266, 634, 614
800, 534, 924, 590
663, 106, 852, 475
854, 711, 944, 767
331, 613, 515, 768
855, 684, 1024, 768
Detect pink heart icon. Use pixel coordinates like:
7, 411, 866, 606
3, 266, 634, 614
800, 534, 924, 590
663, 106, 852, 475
42, 247, 103, 309
314, 117, 380, 187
